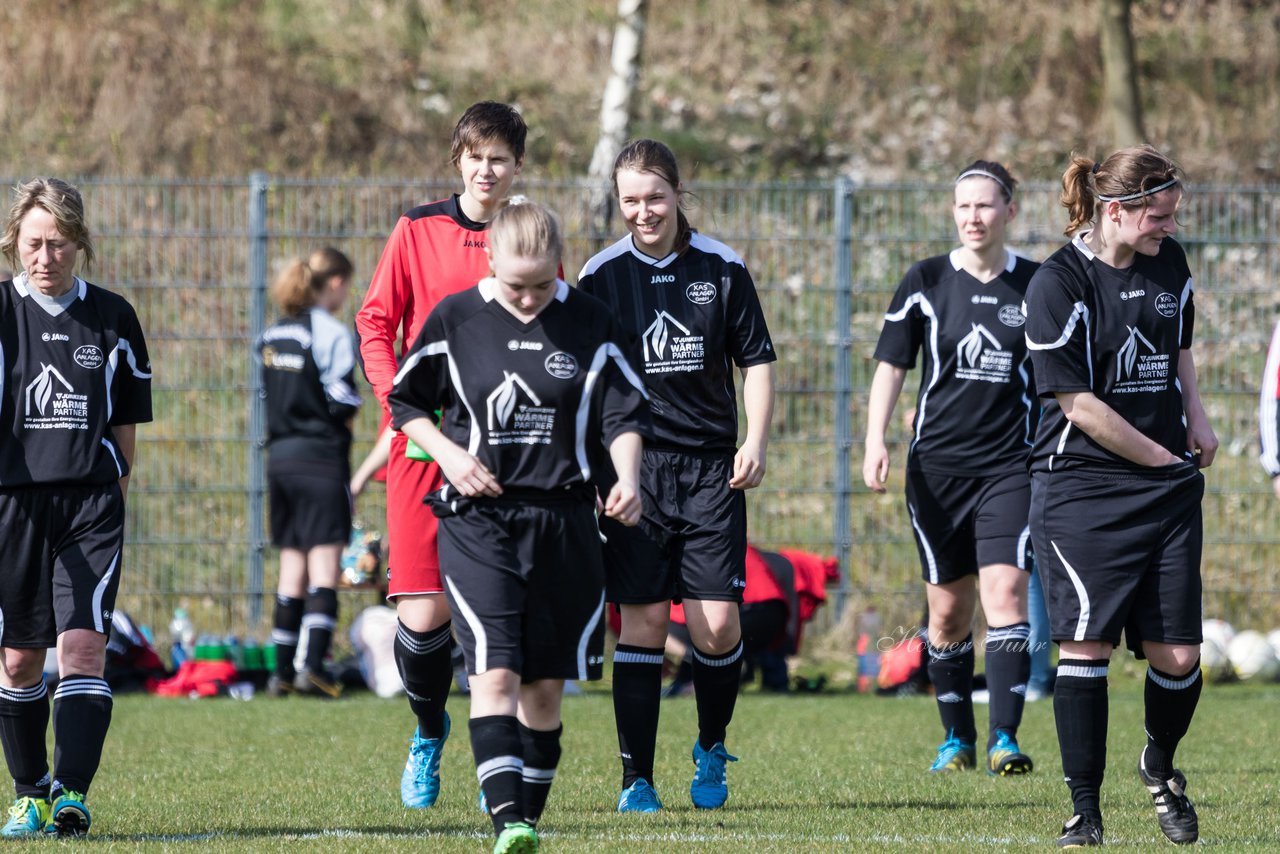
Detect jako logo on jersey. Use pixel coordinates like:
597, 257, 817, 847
588, 655, 605, 666
506, 340, 543, 351
731, 577, 746, 588
970, 295, 998, 305
486, 371, 541, 430
686, 281, 716, 304
651, 274, 675, 284
1119, 289, 1146, 301
1117, 325, 1157, 380
462, 237, 486, 249
74, 345, 104, 369
544, 351, 579, 379
1154, 292, 1179, 318
25, 363, 74, 416
40, 332, 70, 342
997, 305, 1025, 327
643, 311, 693, 360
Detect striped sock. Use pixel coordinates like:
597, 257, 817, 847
1143, 661, 1202, 778
395, 621, 453, 739
0, 681, 51, 799
612, 644, 664, 788
302, 586, 338, 673
1054, 659, 1110, 822
470, 715, 524, 835
52, 676, 113, 796
927, 634, 976, 744
692, 639, 744, 750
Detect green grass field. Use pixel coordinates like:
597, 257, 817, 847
17, 676, 1279, 852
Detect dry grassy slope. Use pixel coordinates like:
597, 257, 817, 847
1, 0, 1277, 181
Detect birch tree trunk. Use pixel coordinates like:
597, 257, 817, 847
587, 0, 648, 243
1099, 0, 1145, 146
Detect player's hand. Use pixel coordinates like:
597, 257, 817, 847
436, 445, 502, 497
604, 480, 641, 526
729, 440, 766, 490
1273, 477, 1280, 501
862, 441, 890, 493
1186, 418, 1219, 469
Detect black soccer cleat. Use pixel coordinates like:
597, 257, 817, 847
1056, 813, 1103, 848
1139, 760, 1198, 845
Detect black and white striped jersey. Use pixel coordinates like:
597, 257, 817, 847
0, 275, 152, 486
1024, 234, 1195, 473
873, 249, 1039, 476
256, 306, 361, 463
388, 279, 651, 493
577, 232, 776, 453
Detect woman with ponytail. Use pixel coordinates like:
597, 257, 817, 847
1023, 145, 1215, 847
578, 139, 777, 814
257, 248, 360, 699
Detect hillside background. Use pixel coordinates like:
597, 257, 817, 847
2, 0, 1278, 183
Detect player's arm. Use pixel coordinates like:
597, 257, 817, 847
1054, 391, 1181, 467
862, 361, 907, 493
604, 430, 643, 526
731, 362, 774, 490
1178, 348, 1217, 469
113, 423, 137, 501
350, 424, 394, 498
355, 217, 413, 409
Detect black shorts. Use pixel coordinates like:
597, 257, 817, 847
0, 483, 125, 647
436, 492, 605, 682
1030, 462, 1204, 654
600, 448, 747, 605
904, 468, 1032, 585
268, 457, 351, 550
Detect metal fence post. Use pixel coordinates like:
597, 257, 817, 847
832, 176, 855, 618
247, 172, 269, 624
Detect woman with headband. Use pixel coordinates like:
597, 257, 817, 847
863, 160, 1038, 778
1023, 145, 1215, 848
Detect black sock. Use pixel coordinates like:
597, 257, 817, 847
470, 715, 523, 835
611, 644, 663, 788
0, 682, 50, 799
395, 621, 453, 739
1143, 661, 1202, 779
51, 676, 112, 796
927, 634, 976, 744
984, 623, 1031, 748
271, 594, 304, 679
1054, 659, 1110, 822
691, 640, 743, 750
518, 722, 562, 826
302, 587, 338, 673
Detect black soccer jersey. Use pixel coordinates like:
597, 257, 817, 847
388, 279, 651, 493
1024, 234, 1195, 473
576, 232, 776, 452
256, 306, 361, 463
873, 250, 1039, 476
0, 275, 152, 486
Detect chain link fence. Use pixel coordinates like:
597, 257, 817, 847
18, 176, 1278, 643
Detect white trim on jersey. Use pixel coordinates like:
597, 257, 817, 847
1176, 275, 1193, 352
883, 292, 941, 456
393, 340, 485, 456
446, 575, 489, 673
477, 277, 571, 304
578, 233, 745, 278
907, 503, 940, 585
1017, 357, 1035, 449
1051, 422, 1073, 471
1024, 300, 1091, 356
10, 273, 88, 302
947, 247, 1016, 274
100, 437, 124, 478
1260, 320, 1280, 476
91, 549, 121, 634
576, 592, 605, 681
575, 342, 649, 480
1051, 540, 1091, 641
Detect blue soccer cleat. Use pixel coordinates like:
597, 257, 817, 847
45, 790, 90, 838
401, 711, 449, 809
617, 778, 663, 813
987, 730, 1033, 776
929, 731, 976, 773
1, 797, 51, 838
689, 741, 737, 809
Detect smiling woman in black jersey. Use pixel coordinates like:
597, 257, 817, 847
578, 139, 777, 814
863, 161, 1039, 780
0, 178, 152, 838
1023, 145, 1216, 848
389, 201, 649, 854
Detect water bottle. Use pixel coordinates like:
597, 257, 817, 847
225, 635, 243, 669
856, 606, 882, 693
169, 608, 195, 668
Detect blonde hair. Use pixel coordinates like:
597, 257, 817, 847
488, 201, 563, 266
1, 177, 95, 271
1060, 145, 1183, 236
271, 259, 321, 316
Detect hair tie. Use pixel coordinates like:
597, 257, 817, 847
1091, 161, 1101, 175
